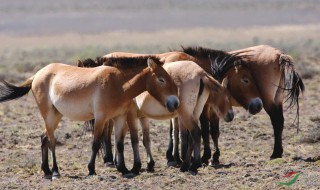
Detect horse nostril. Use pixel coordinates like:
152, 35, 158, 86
248, 98, 263, 115
224, 110, 234, 122
166, 96, 180, 112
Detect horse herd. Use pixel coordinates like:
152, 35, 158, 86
0, 45, 304, 179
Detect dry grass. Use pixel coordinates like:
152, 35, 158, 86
0, 25, 320, 189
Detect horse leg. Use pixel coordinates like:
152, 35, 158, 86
127, 108, 141, 175
140, 117, 155, 172
48, 136, 60, 179
166, 120, 175, 165
209, 113, 220, 165
114, 116, 131, 176
188, 125, 202, 174
41, 133, 52, 178
42, 110, 62, 179
266, 104, 284, 159
200, 112, 211, 165
172, 118, 182, 166
87, 119, 106, 176
102, 121, 115, 167
179, 125, 190, 172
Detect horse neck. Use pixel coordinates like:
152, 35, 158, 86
121, 67, 150, 100
192, 56, 212, 75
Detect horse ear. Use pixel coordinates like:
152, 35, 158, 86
147, 58, 157, 71
222, 77, 228, 88
77, 60, 83, 67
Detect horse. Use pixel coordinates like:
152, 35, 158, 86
165, 45, 304, 166
0, 56, 180, 179
79, 57, 234, 174
103, 49, 263, 166
80, 48, 257, 174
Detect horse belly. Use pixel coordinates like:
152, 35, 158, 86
50, 95, 94, 121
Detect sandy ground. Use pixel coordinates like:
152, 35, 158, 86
0, 1, 320, 189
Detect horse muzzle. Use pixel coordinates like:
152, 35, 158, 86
165, 95, 180, 112
248, 97, 263, 115
224, 109, 234, 122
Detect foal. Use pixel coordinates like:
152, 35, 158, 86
0, 57, 179, 179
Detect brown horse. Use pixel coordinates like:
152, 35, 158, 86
168, 45, 304, 166
104, 49, 263, 166
0, 57, 179, 179
79, 57, 234, 174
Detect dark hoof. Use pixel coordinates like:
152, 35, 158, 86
209, 160, 220, 166
201, 158, 209, 166
167, 161, 179, 168
270, 154, 282, 160
188, 169, 197, 175
147, 160, 155, 172
88, 171, 97, 176
105, 162, 115, 168
175, 158, 183, 166
123, 173, 136, 179
44, 175, 52, 180
180, 163, 189, 172
52, 172, 61, 180
131, 162, 142, 175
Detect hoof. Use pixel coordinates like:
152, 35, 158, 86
188, 169, 197, 176
106, 162, 115, 168
123, 173, 136, 179
167, 161, 179, 167
44, 175, 52, 180
180, 163, 189, 172
147, 167, 155, 173
52, 172, 61, 180
209, 160, 220, 167
87, 172, 97, 176
147, 161, 155, 172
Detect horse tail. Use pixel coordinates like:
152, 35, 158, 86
279, 54, 305, 109
0, 76, 34, 102
201, 73, 223, 93
279, 54, 305, 132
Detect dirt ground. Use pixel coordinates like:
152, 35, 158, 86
0, 1, 320, 189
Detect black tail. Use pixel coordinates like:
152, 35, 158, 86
0, 79, 32, 102
279, 54, 305, 131
280, 54, 305, 109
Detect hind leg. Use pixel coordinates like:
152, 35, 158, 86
87, 118, 107, 176
140, 117, 155, 172
200, 112, 211, 165
209, 113, 220, 165
41, 109, 62, 179
114, 116, 131, 176
102, 121, 115, 167
41, 134, 51, 178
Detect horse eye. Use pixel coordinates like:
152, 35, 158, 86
241, 78, 249, 84
158, 77, 165, 84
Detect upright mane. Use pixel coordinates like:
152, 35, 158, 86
181, 46, 243, 80
78, 56, 164, 69
99, 56, 164, 69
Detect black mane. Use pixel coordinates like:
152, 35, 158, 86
80, 56, 163, 69
181, 46, 243, 80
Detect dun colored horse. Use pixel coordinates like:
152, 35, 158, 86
104, 49, 263, 166
79, 57, 234, 174
0, 57, 179, 179
165, 45, 304, 166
